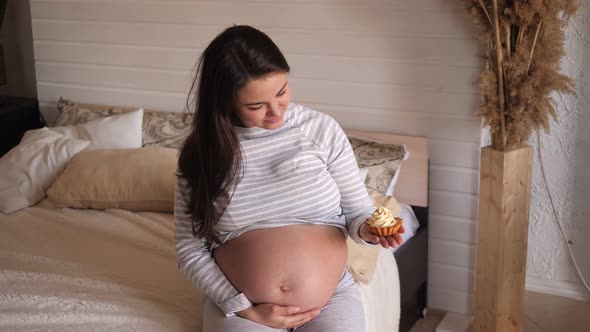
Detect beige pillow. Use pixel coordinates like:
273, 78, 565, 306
345, 191, 402, 285
47, 147, 178, 212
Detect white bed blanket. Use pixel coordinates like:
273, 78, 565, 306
0, 202, 398, 332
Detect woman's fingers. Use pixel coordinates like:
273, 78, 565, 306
387, 236, 399, 248
284, 309, 320, 328
274, 305, 300, 315
393, 232, 404, 245
248, 303, 319, 328
360, 223, 404, 248
379, 236, 390, 248
364, 231, 380, 244
398, 224, 405, 234
359, 223, 381, 244
375, 232, 405, 249
385, 233, 404, 248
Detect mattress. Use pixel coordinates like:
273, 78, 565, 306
0, 201, 399, 332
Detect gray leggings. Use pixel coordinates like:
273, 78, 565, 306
202, 269, 365, 332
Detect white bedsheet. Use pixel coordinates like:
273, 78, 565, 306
359, 247, 400, 332
0, 201, 398, 332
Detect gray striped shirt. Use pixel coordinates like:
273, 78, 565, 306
174, 103, 375, 316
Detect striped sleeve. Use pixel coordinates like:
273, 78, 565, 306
174, 177, 253, 316
301, 110, 377, 244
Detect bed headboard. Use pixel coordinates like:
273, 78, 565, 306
344, 129, 429, 208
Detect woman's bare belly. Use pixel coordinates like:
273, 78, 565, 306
214, 224, 347, 311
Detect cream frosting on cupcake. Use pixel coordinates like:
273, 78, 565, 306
367, 206, 397, 228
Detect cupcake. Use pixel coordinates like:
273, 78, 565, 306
367, 206, 403, 236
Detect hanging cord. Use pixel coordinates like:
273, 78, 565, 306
536, 129, 590, 294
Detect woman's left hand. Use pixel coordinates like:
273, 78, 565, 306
359, 222, 405, 249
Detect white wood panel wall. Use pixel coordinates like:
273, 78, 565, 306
30, 0, 482, 315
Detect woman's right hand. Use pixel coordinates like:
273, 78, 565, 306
236, 303, 320, 329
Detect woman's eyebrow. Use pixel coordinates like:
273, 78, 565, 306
243, 81, 288, 106
276, 81, 288, 95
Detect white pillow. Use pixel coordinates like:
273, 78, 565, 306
49, 109, 144, 150
0, 128, 90, 214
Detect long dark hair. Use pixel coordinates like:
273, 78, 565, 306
177, 25, 290, 245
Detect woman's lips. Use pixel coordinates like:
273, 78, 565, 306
265, 117, 281, 124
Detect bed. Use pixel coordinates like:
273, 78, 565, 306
345, 130, 430, 332
0, 101, 429, 332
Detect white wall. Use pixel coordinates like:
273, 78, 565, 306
29, 0, 483, 314
0, 0, 36, 97
573, 1, 590, 292
525, 2, 590, 301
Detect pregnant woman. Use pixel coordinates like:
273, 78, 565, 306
174, 25, 404, 332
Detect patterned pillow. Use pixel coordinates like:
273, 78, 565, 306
348, 137, 407, 195
54, 98, 192, 149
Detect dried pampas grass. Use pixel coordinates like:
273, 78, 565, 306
465, 0, 580, 150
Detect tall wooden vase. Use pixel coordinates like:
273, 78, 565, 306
473, 146, 533, 332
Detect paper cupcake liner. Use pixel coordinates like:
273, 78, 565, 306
368, 221, 402, 237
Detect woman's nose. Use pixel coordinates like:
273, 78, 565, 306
267, 101, 281, 117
